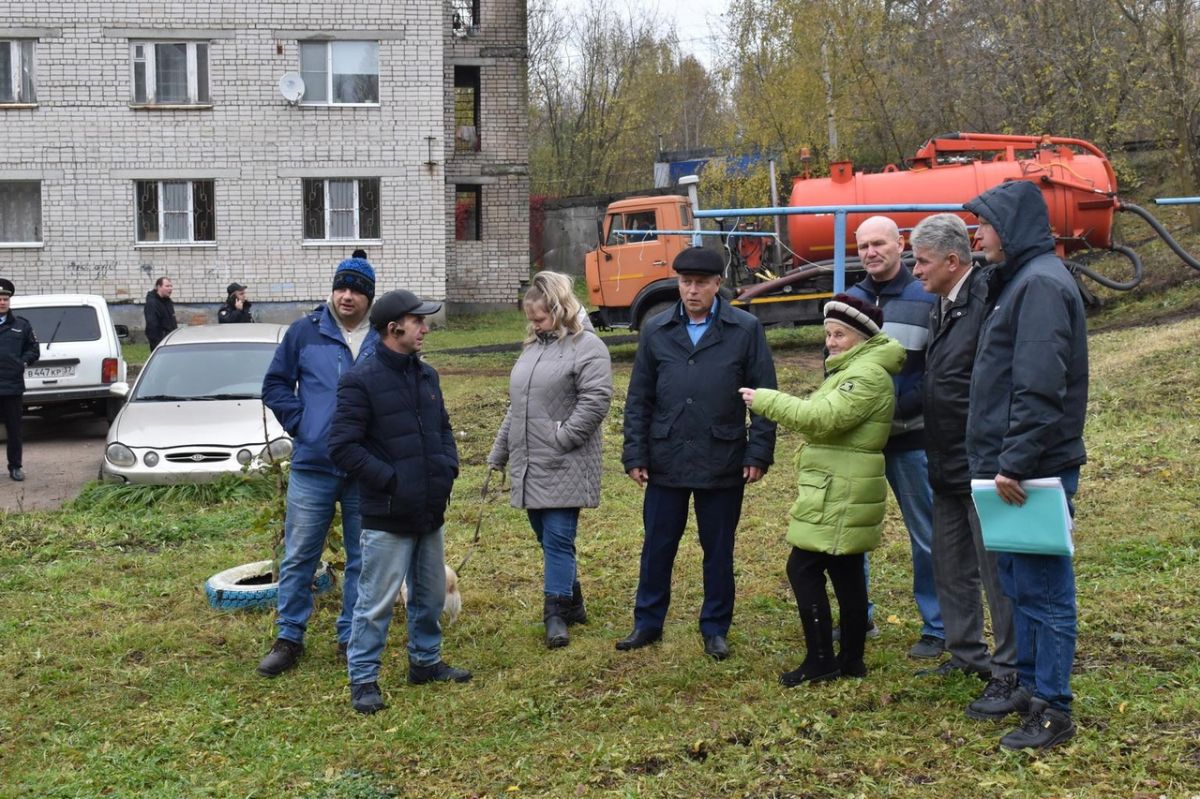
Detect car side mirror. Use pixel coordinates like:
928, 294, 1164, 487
114, 324, 130, 342
109, 382, 130, 399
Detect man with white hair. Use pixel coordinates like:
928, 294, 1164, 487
848, 216, 945, 661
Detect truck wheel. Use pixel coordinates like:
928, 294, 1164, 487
205, 559, 335, 611
637, 300, 675, 330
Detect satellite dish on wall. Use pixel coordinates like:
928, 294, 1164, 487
279, 72, 305, 104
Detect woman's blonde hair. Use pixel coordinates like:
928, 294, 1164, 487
523, 270, 583, 344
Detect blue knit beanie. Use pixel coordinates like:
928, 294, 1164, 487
333, 258, 376, 302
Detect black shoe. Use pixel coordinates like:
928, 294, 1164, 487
544, 595, 569, 649
256, 637, 303, 677
408, 660, 472, 685
1000, 698, 1076, 750
563, 580, 588, 625
350, 682, 386, 714
336, 641, 348, 663
8, 467, 23, 481
703, 634, 729, 661
915, 659, 990, 680
908, 634, 946, 659
966, 674, 1033, 721
615, 627, 662, 651
839, 658, 868, 678
779, 661, 840, 687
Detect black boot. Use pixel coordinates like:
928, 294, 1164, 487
780, 603, 840, 687
544, 595, 570, 649
562, 580, 588, 625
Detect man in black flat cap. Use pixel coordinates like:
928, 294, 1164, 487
0, 278, 40, 481
218, 282, 254, 324
618, 247, 778, 661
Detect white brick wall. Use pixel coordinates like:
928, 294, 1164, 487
0, 0, 530, 310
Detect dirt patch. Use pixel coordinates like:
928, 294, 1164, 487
0, 412, 108, 512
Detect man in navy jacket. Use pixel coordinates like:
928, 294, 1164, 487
256, 258, 379, 678
849, 217, 945, 661
330, 289, 470, 715
619, 247, 777, 661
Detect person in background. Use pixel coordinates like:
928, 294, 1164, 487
618, 247, 777, 661
488, 271, 613, 648
218, 282, 254, 324
144, 276, 177, 349
0, 278, 39, 481
740, 294, 903, 685
256, 257, 379, 678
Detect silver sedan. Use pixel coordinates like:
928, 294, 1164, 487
102, 324, 293, 484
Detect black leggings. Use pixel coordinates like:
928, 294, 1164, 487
786, 547, 870, 667
0, 394, 23, 470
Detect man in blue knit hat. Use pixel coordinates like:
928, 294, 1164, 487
256, 257, 381, 677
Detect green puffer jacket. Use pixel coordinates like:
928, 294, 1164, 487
750, 334, 905, 554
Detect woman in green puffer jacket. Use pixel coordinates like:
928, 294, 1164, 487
739, 293, 904, 687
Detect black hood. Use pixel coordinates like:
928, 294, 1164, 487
964, 180, 1056, 280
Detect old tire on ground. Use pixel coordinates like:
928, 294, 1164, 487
205, 559, 335, 611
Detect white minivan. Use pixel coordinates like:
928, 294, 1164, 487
10, 294, 128, 421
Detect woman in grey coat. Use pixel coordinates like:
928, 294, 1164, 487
488, 271, 613, 648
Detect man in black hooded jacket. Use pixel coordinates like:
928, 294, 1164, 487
144, 277, 177, 348
962, 180, 1088, 751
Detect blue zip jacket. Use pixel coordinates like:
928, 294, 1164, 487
963, 180, 1088, 480
848, 264, 935, 453
262, 304, 379, 475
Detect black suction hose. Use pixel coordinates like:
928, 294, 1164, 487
1118, 202, 1200, 272
1064, 244, 1143, 291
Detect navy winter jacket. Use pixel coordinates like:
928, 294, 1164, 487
262, 305, 379, 476
963, 180, 1088, 481
328, 346, 459, 536
0, 313, 40, 396
848, 264, 936, 453
622, 297, 777, 489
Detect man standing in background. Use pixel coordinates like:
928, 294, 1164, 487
144, 277, 177, 349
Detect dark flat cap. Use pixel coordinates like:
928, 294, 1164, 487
672, 247, 723, 275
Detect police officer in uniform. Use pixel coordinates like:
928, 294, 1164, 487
0, 279, 40, 481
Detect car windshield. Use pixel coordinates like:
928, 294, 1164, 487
133, 341, 278, 401
16, 306, 101, 344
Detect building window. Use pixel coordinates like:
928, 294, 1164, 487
454, 66, 480, 152
451, 0, 480, 36
0, 181, 41, 244
299, 41, 379, 105
455, 186, 481, 241
303, 178, 381, 241
135, 180, 216, 243
130, 42, 210, 105
0, 40, 36, 104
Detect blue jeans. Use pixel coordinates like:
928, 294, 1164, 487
876, 448, 944, 639
527, 508, 579, 598
276, 468, 362, 645
996, 467, 1079, 713
348, 527, 447, 684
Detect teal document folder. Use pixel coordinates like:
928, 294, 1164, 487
970, 478, 1074, 557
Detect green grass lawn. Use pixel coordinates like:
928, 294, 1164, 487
5, 281, 1200, 797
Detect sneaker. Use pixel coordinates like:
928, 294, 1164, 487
832, 623, 880, 643
408, 660, 473, 685
967, 674, 1033, 721
350, 682, 386, 714
999, 698, 1075, 750
915, 659, 990, 680
256, 638, 303, 677
907, 634, 946, 659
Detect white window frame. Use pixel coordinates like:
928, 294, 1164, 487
302, 178, 382, 243
130, 41, 210, 106
0, 180, 42, 247
134, 180, 216, 246
0, 39, 36, 105
298, 41, 380, 106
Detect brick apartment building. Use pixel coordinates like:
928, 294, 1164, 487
0, 0, 529, 323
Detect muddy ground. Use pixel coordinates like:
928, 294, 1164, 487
0, 412, 108, 513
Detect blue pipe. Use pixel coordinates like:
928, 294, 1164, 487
1154, 197, 1200, 205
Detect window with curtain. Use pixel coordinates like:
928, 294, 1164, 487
0, 40, 37, 104
130, 42, 210, 105
0, 181, 41, 244
299, 41, 379, 104
135, 180, 216, 243
302, 178, 381, 241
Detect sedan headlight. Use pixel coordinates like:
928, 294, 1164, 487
106, 443, 136, 467
262, 437, 293, 464
143, 451, 159, 467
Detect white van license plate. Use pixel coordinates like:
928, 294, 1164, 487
27, 365, 76, 379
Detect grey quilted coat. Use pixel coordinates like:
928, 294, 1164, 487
488, 329, 613, 509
